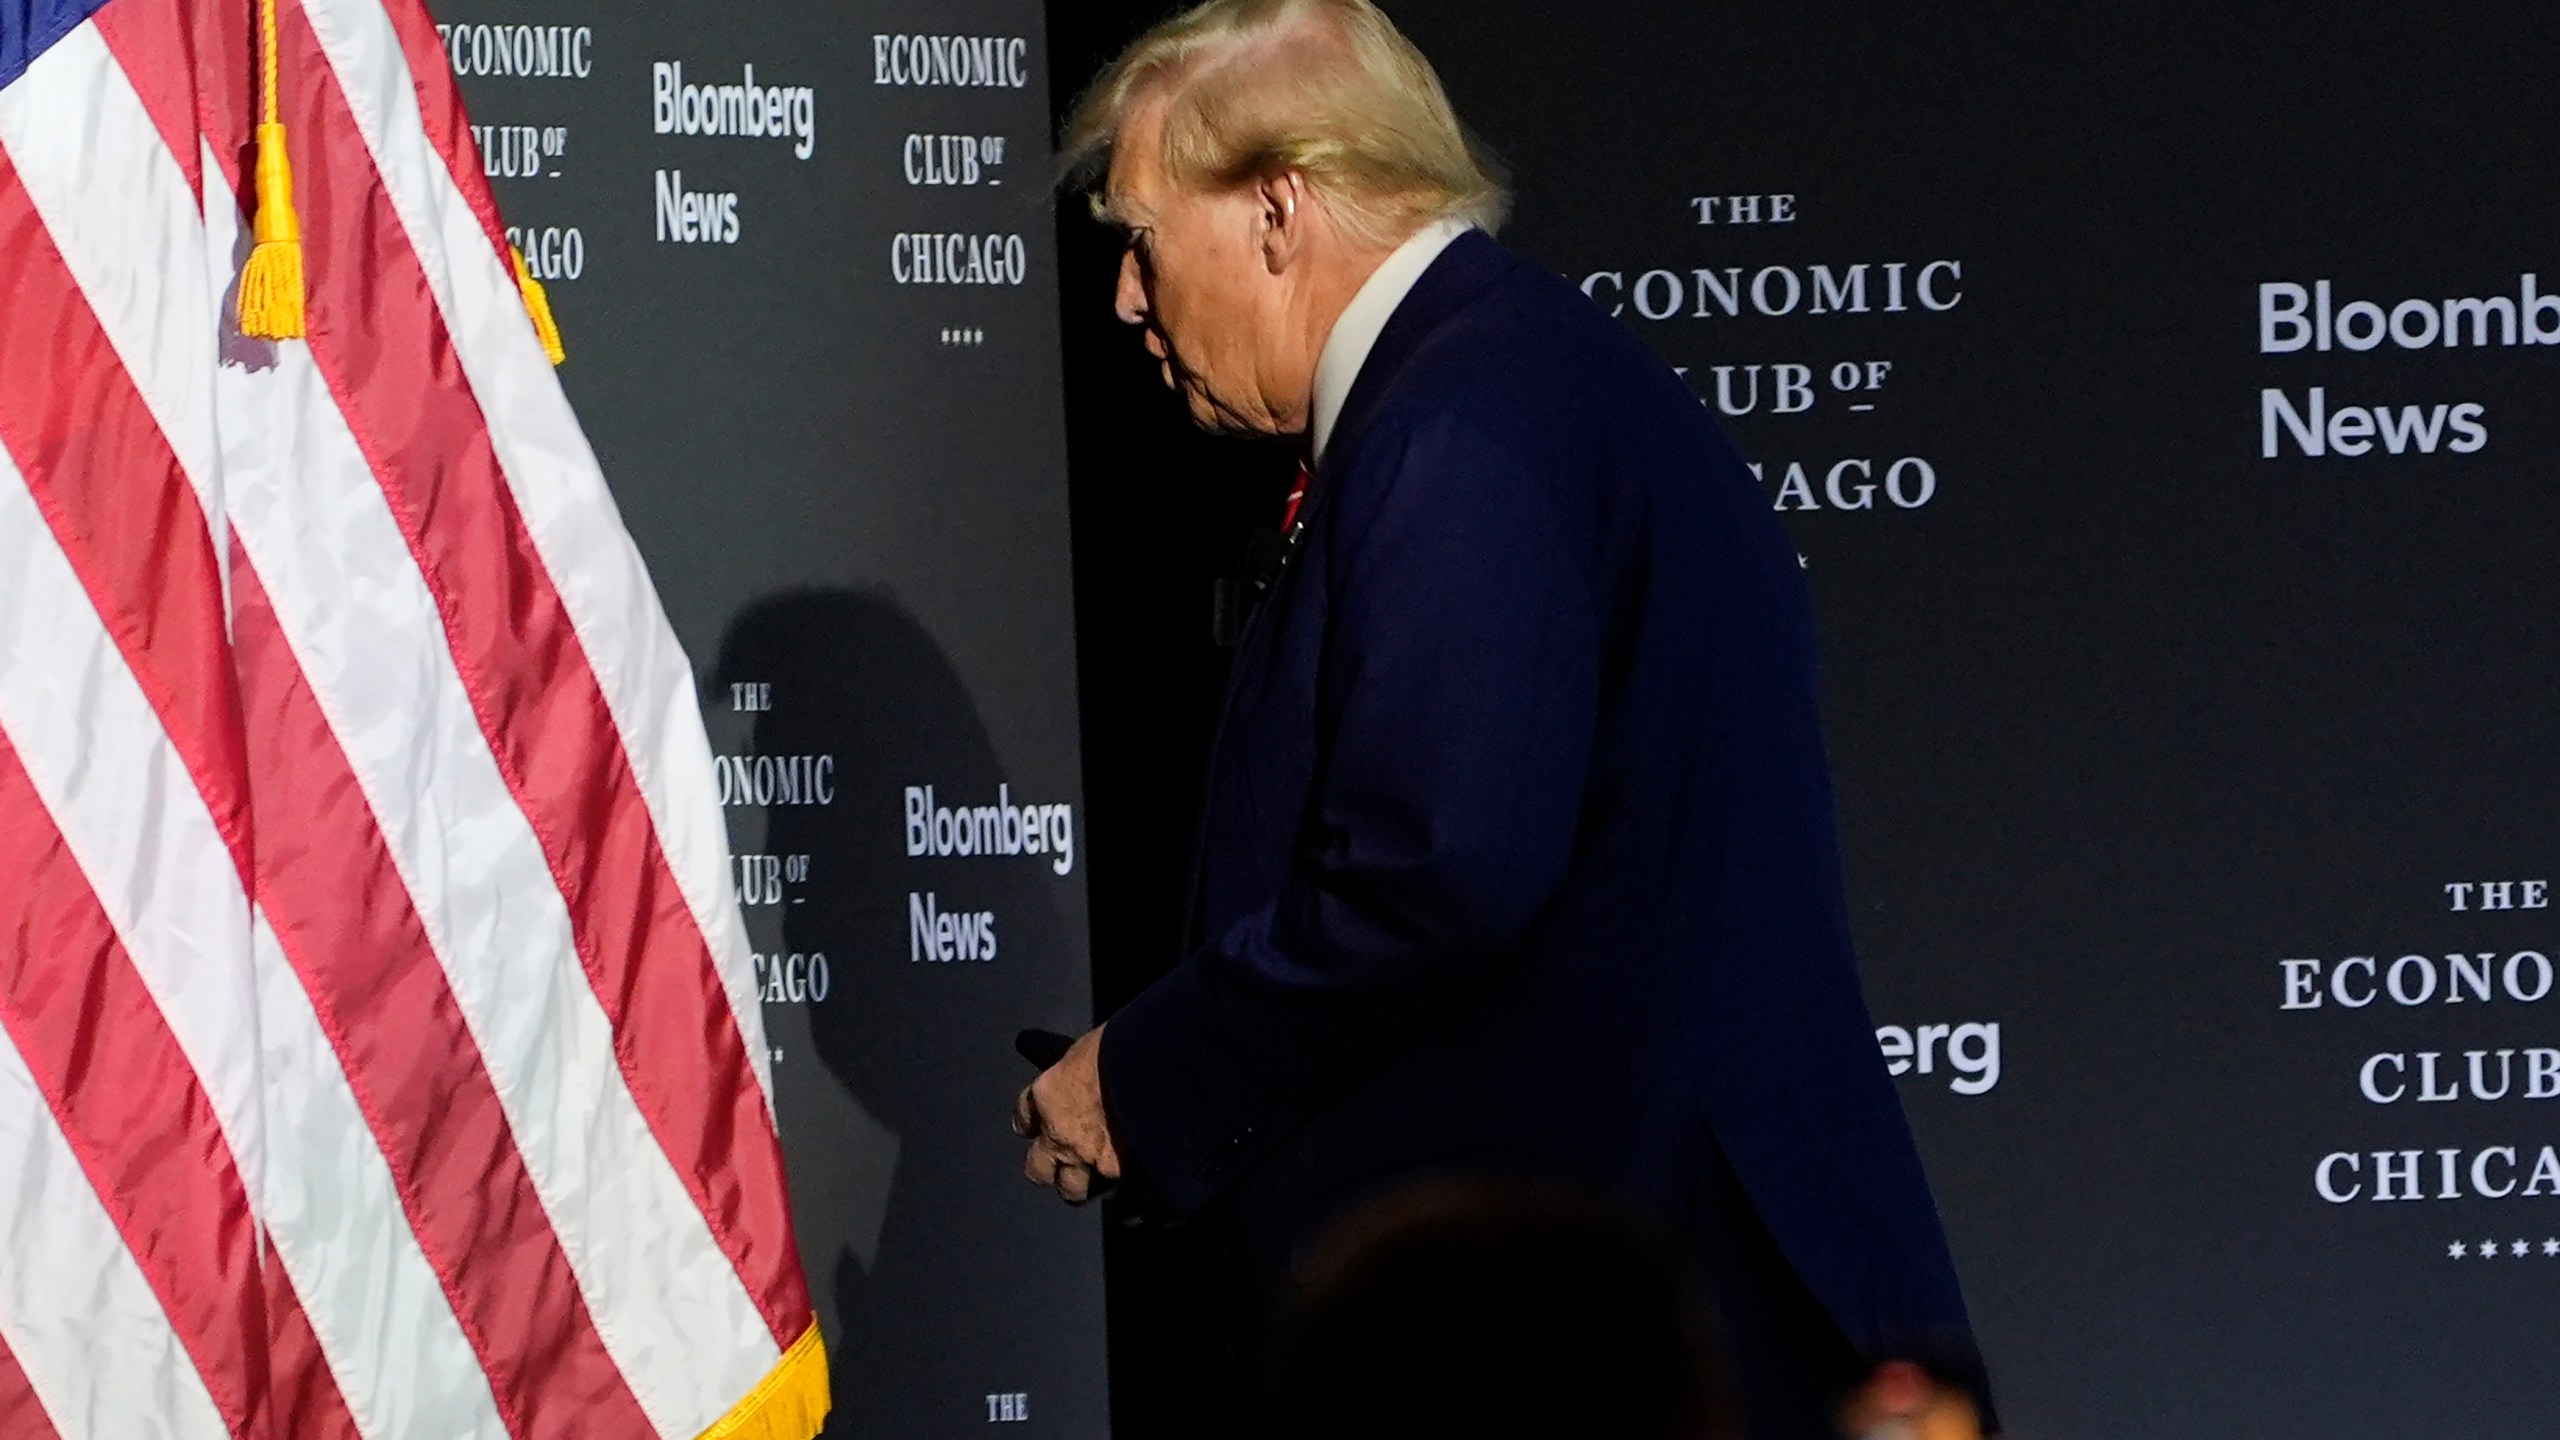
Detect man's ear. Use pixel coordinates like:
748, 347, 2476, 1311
1258, 169, 1312, 274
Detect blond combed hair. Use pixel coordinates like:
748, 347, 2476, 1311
1061, 0, 1510, 248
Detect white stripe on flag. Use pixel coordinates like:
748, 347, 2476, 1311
209, 195, 776, 1440
0, 1031, 230, 1440
301, 0, 775, 1108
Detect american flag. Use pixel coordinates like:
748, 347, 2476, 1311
0, 0, 826, 1437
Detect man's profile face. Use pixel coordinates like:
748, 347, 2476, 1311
1102, 99, 1283, 436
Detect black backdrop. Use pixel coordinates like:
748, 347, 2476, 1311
1047, 3, 2560, 1437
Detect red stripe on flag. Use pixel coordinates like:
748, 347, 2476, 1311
230, 556, 657, 1440
276, 2, 810, 1343
0, 155, 249, 888
91, 0, 204, 202
0, 739, 276, 1437
0, 1324, 64, 1440
185, 0, 250, 197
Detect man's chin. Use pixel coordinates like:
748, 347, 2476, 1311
1184, 393, 1229, 430
1182, 387, 1264, 439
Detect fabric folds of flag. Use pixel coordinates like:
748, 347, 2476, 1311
0, 0, 827, 1436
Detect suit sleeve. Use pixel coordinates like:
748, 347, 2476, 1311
1099, 411, 1602, 1216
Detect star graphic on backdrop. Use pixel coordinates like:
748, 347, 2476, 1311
2449, 1241, 2468, 1258
2482, 1237, 2503, 1257
2514, 1240, 2532, 1258
2544, 1239, 2560, 1257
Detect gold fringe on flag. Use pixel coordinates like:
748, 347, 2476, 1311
237, 0, 306, 339
512, 247, 567, 364
693, 1323, 831, 1440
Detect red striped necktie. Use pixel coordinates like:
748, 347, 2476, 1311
1279, 460, 1312, 533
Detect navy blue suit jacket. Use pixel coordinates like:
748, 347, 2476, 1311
1099, 232, 1987, 1431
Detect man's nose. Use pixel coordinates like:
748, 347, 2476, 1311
1113, 248, 1148, 326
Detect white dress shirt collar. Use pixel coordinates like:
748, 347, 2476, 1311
1308, 218, 1471, 465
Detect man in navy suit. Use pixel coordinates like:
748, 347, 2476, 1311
1019, 3, 1992, 1433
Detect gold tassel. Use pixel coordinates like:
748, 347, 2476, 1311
693, 1324, 830, 1440
237, 122, 305, 339
513, 247, 567, 365
237, 0, 304, 339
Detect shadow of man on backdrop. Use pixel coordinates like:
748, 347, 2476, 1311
716, 589, 1095, 1439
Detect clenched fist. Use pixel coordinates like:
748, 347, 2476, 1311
1014, 1024, 1122, 1204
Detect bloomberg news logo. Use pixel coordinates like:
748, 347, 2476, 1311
2254, 273, 2560, 459
648, 59, 819, 246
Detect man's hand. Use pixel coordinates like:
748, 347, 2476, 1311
1014, 1024, 1121, 1205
